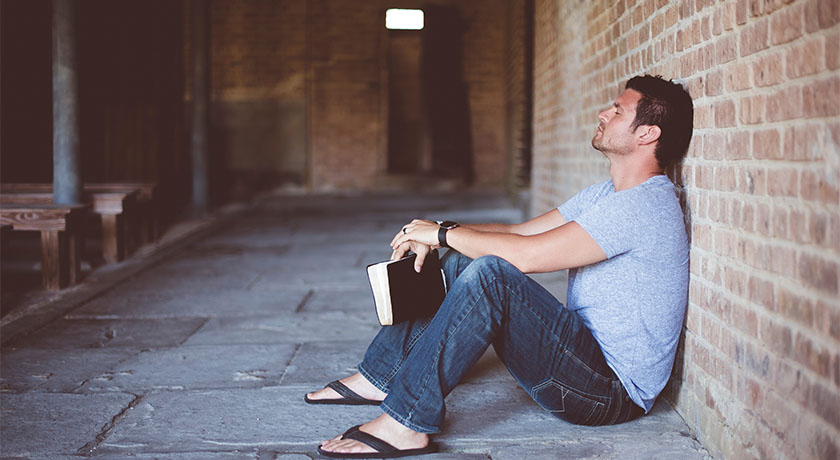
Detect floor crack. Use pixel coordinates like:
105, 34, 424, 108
76, 393, 145, 456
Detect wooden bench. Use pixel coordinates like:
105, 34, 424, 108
0, 190, 138, 264
83, 183, 160, 249
0, 203, 88, 290
2, 182, 159, 252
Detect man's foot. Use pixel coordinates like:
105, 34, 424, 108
306, 372, 387, 404
318, 413, 433, 457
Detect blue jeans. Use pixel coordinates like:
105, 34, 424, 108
358, 251, 643, 433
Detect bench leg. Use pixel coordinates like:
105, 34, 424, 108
40, 230, 69, 290
68, 226, 83, 284
101, 213, 125, 263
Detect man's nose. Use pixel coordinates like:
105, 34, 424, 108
598, 109, 609, 123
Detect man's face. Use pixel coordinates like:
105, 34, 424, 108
591, 89, 642, 155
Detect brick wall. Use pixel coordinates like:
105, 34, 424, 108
207, 0, 510, 192
531, 0, 839, 459
505, 0, 535, 192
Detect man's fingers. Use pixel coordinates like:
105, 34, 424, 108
413, 244, 429, 273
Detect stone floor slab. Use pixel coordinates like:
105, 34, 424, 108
184, 312, 379, 346
95, 387, 382, 455
279, 341, 373, 385
0, 392, 136, 458
0, 348, 137, 393
69, 288, 309, 319
6, 317, 207, 349
84, 344, 297, 392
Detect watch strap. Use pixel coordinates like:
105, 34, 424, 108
438, 226, 450, 248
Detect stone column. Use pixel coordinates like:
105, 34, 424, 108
52, 0, 82, 204
190, 0, 210, 214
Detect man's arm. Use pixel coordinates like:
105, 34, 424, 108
464, 208, 567, 236
392, 212, 605, 274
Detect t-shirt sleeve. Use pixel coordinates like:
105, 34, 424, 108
573, 191, 647, 259
556, 181, 608, 222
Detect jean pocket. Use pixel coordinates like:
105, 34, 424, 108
530, 378, 605, 426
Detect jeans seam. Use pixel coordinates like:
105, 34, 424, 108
397, 275, 492, 430
379, 320, 431, 387
380, 401, 439, 434
357, 364, 389, 394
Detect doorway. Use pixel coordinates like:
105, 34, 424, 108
386, 30, 428, 174
382, 6, 472, 183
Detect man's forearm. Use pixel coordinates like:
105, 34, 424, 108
462, 222, 515, 233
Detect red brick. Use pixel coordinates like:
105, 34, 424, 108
756, 390, 798, 444
771, 204, 789, 238
807, 0, 840, 31
712, 8, 723, 35
753, 129, 781, 159
727, 131, 752, 159
715, 100, 737, 127
790, 207, 811, 244
708, 288, 733, 322
783, 124, 824, 161
739, 95, 765, 125
736, 373, 764, 409
794, 332, 832, 378
740, 18, 769, 57
776, 285, 815, 328
715, 165, 738, 191
746, 167, 767, 195
801, 168, 840, 205
802, 77, 840, 117
787, 37, 824, 79
723, 2, 737, 30
774, 359, 811, 407
797, 415, 840, 460
769, 244, 796, 277
809, 210, 830, 247
797, 252, 839, 295
766, 85, 802, 121
736, 0, 749, 24
828, 30, 840, 70
701, 312, 722, 347
770, 2, 804, 45
725, 61, 752, 92
756, 201, 772, 236
733, 304, 759, 335
766, 167, 798, 197
715, 34, 738, 64
749, 0, 765, 17
694, 104, 714, 129
809, 381, 840, 430
741, 203, 757, 232
759, 316, 793, 356
753, 52, 784, 87
748, 276, 775, 311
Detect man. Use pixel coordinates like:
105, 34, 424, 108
306, 75, 694, 458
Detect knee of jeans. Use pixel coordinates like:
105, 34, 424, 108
460, 255, 518, 285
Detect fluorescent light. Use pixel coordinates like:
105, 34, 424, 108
386, 9, 424, 30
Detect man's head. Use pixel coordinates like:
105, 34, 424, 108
592, 75, 694, 169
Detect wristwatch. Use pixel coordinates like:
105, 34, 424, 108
436, 220, 460, 248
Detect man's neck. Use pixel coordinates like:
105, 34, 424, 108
607, 154, 664, 192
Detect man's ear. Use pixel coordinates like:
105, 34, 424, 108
636, 125, 661, 146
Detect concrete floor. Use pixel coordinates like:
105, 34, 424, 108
0, 191, 711, 459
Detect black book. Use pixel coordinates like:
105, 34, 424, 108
366, 249, 447, 326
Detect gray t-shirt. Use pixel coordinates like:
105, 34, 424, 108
557, 175, 689, 412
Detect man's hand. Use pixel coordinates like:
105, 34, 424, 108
390, 219, 441, 272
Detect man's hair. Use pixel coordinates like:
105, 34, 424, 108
625, 75, 694, 169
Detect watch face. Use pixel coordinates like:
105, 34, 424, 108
440, 221, 459, 229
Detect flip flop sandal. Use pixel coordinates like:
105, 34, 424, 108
304, 380, 383, 406
317, 425, 439, 458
